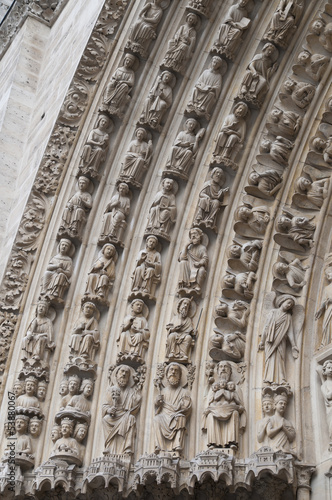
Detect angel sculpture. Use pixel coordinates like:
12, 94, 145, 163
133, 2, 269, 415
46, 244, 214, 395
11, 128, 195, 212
315, 262, 332, 347
272, 251, 308, 296
293, 165, 329, 210
215, 300, 250, 330
227, 240, 262, 272
222, 271, 256, 300
280, 78, 315, 110
310, 18, 332, 53
295, 50, 329, 83
209, 329, 246, 362
246, 166, 283, 199
267, 108, 302, 138
274, 210, 315, 252
234, 203, 270, 239
258, 293, 304, 385
259, 136, 293, 166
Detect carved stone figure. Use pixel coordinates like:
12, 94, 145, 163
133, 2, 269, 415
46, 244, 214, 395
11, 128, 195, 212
162, 13, 198, 73
227, 240, 262, 272
51, 417, 80, 464
222, 271, 256, 300
102, 54, 138, 117
84, 244, 118, 302
154, 363, 192, 456
166, 298, 197, 363
215, 300, 250, 329
145, 178, 177, 241
13, 380, 25, 398
41, 239, 74, 302
29, 416, 42, 438
317, 360, 332, 451
259, 136, 293, 166
58, 176, 92, 240
274, 211, 315, 252
119, 128, 153, 188
10, 415, 34, 466
212, 102, 248, 168
296, 50, 329, 82
265, 392, 295, 454
74, 422, 89, 461
67, 378, 94, 414
165, 118, 205, 179
257, 391, 275, 446
268, 108, 302, 137
315, 264, 332, 347
258, 294, 304, 385
310, 18, 332, 52
178, 227, 208, 295
209, 330, 246, 362
78, 115, 111, 178
263, 0, 303, 48
139, 71, 175, 130
61, 375, 80, 408
247, 166, 283, 199
131, 235, 161, 300
102, 365, 142, 454
280, 77, 315, 109
212, 0, 252, 60
59, 379, 69, 399
37, 381, 47, 402
293, 166, 329, 210
117, 299, 150, 365
16, 376, 41, 414
237, 43, 279, 106
69, 302, 100, 364
22, 298, 55, 363
126, 0, 165, 58
51, 424, 61, 445
234, 203, 270, 238
186, 56, 226, 120
193, 167, 228, 230
202, 361, 246, 449
273, 252, 308, 295
99, 183, 131, 247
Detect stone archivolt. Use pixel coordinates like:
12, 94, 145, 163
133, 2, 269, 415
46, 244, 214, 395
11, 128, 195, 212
2, 0, 332, 497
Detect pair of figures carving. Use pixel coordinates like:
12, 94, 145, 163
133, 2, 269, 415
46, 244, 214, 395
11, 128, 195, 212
3, 414, 41, 469
119, 128, 153, 189
78, 115, 112, 179
58, 176, 93, 241
41, 238, 75, 303
164, 118, 205, 180
257, 387, 295, 454
202, 361, 246, 450
13, 378, 47, 403
258, 293, 304, 385
186, 56, 227, 121
59, 375, 94, 415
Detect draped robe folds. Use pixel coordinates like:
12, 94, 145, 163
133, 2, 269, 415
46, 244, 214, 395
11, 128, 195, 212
80, 128, 109, 174
132, 249, 161, 293
140, 81, 173, 127
266, 0, 302, 43
320, 283, 332, 346
154, 386, 191, 451
118, 314, 149, 358
195, 181, 224, 225
169, 130, 196, 173
164, 24, 196, 71
190, 69, 222, 115
263, 308, 292, 384
307, 181, 325, 208
104, 67, 135, 111
23, 316, 53, 360
178, 243, 208, 288
257, 171, 281, 194
61, 191, 92, 233
69, 316, 99, 359
121, 139, 150, 182
266, 414, 295, 453
129, 4, 163, 47
86, 255, 115, 297
102, 386, 141, 454
215, 113, 246, 158
217, 5, 250, 54
289, 221, 314, 245
242, 54, 273, 99
16, 394, 40, 410
42, 255, 72, 298
166, 314, 194, 360
101, 194, 130, 238
147, 192, 176, 235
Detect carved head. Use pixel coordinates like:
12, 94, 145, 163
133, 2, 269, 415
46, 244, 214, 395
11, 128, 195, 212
59, 379, 69, 396
248, 171, 259, 186
131, 299, 144, 315
15, 415, 29, 434
51, 424, 62, 443
324, 266, 332, 283
36, 297, 50, 316
166, 363, 182, 386
234, 102, 248, 118
311, 18, 324, 35
61, 417, 74, 438
262, 394, 275, 416
123, 53, 137, 69
146, 235, 158, 250
262, 42, 277, 59
217, 361, 232, 382
80, 378, 94, 398
82, 301, 96, 318
68, 375, 81, 395
135, 127, 147, 141
211, 56, 223, 71
211, 167, 225, 185
186, 12, 198, 26
189, 227, 203, 244
58, 238, 72, 256
97, 115, 110, 130
74, 422, 88, 443
322, 360, 332, 378
162, 177, 174, 192
102, 243, 116, 259
78, 176, 90, 192
227, 381, 236, 391
276, 295, 295, 312
30, 417, 42, 438
25, 376, 38, 396
274, 393, 288, 415
185, 118, 198, 133
296, 177, 311, 194
118, 182, 130, 196
13, 380, 25, 397
177, 297, 191, 317
116, 365, 131, 388
283, 78, 296, 94
275, 262, 289, 276
161, 70, 173, 85
297, 50, 311, 66
37, 381, 47, 402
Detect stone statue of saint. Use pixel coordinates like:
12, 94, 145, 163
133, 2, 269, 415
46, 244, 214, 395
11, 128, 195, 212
202, 361, 246, 449
126, 0, 164, 58
178, 227, 208, 295
317, 360, 332, 451
69, 302, 100, 363
193, 167, 228, 230
59, 176, 92, 240
145, 178, 177, 241
258, 294, 303, 385
162, 13, 198, 73
131, 235, 161, 299
99, 183, 131, 246
165, 118, 205, 179
119, 128, 153, 188
238, 43, 279, 106
84, 244, 118, 301
102, 54, 138, 117
22, 298, 55, 363
212, 0, 251, 59
186, 56, 226, 120
264, 0, 303, 48
41, 238, 74, 301
316, 265, 332, 347
139, 71, 175, 130
154, 363, 192, 456
117, 299, 150, 364
166, 298, 197, 363
16, 376, 40, 414
78, 115, 111, 178
102, 365, 142, 454
213, 102, 248, 168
